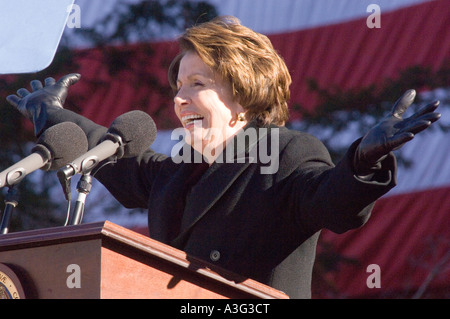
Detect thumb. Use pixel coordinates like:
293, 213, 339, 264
392, 89, 416, 118
56, 73, 81, 87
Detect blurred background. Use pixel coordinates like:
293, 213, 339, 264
0, 0, 448, 298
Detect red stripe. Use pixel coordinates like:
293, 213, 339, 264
270, 0, 449, 117
316, 186, 450, 298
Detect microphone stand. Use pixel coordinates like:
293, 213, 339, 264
68, 173, 92, 226
0, 186, 19, 234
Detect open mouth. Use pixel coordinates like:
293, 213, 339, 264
182, 114, 204, 128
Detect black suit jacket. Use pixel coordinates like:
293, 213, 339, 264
46, 108, 397, 298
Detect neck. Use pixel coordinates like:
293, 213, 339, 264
194, 121, 248, 164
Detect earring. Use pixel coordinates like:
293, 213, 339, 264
237, 113, 245, 122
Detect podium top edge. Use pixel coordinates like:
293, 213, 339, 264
0, 221, 107, 248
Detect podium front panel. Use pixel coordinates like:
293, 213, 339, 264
0, 221, 288, 299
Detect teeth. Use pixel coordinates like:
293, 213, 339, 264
183, 114, 203, 121
182, 114, 204, 125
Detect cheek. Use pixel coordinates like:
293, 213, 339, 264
174, 104, 183, 124
203, 95, 233, 120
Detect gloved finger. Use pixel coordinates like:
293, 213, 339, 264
30, 80, 43, 91
414, 111, 441, 124
17, 88, 31, 97
408, 100, 440, 120
397, 112, 441, 131
399, 112, 441, 129
398, 119, 432, 135
6, 94, 20, 107
45, 77, 56, 86
392, 89, 416, 119
386, 132, 414, 151
56, 73, 81, 87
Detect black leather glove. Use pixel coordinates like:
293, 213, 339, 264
354, 89, 441, 177
6, 73, 81, 136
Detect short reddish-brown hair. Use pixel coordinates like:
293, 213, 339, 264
168, 16, 291, 126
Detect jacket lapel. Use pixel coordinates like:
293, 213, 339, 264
171, 121, 268, 248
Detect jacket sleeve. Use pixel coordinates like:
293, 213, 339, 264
45, 105, 107, 149
281, 133, 397, 234
44, 106, 168, 208
93, 149, 169, 209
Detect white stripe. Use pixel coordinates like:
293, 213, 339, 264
65, 0, 434, 47
211, 0, 434, 34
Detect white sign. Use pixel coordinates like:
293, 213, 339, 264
0, 0, 75, 74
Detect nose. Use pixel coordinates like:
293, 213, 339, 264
174, 88, 191, 107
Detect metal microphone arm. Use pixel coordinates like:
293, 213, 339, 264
59, 133, 123, 226
0, 186, 19, 234
68, 173, 92, 226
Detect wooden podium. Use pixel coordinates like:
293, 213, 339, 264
0, 221, 288, 299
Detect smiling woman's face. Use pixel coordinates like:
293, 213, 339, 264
174, 51, 246, 158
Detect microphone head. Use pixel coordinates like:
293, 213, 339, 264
107, 110, 157, 157
35, 122, 89, 170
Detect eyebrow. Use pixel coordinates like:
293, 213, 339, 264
177, 72, 210, 83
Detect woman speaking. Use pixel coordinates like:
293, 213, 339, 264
7, 16, 440, 298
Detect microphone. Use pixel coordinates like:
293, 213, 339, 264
58, 110, 157, 178
0, 122, 89, 188
57, 110, 156, 226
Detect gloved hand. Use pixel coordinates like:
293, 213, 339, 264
6, 73, 81, 136
354, 89, 441, 176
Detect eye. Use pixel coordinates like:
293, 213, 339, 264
193, 80, 204, 87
